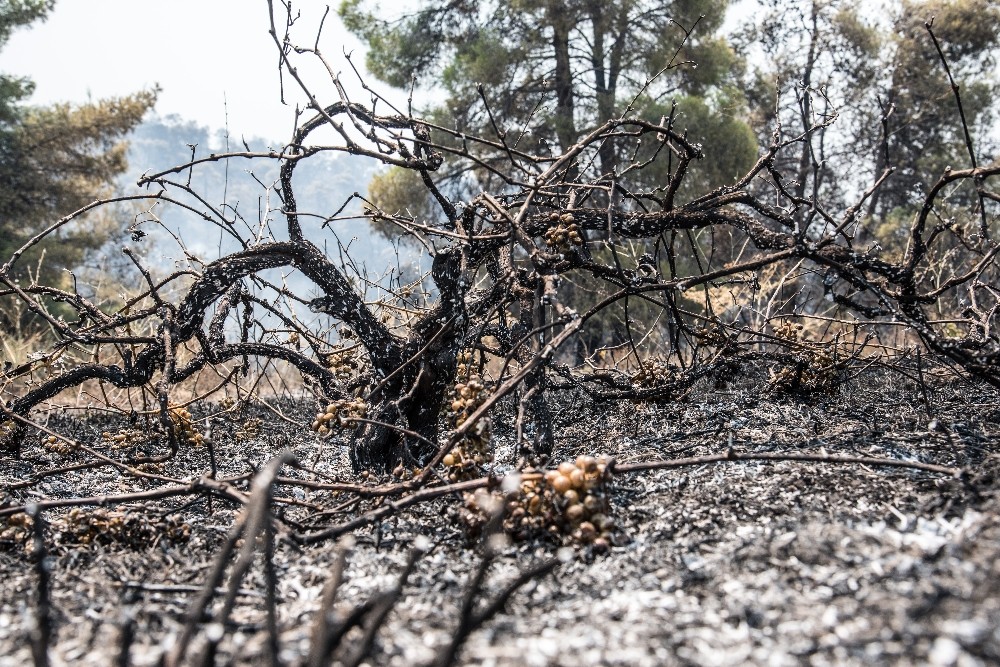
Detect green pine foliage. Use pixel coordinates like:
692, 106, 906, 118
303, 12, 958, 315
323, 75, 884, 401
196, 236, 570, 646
340, 0, 758, 215
0, 1, 156, 335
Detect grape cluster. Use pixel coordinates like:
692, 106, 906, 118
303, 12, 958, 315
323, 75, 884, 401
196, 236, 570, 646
465, 456, 618, 550
235, 416, 263, 443
0, 513, 32, 551
311, 398, 368, 436
100, 428, 153, 451
321, 344, 360, 379
769, 321, 849, 393
544, 212, 584, 252
693, 324, 736, 354
42, 434, 75, 455
169, 406, 205, 447
773, 320, 803, 341
57, 508, 191, 547
769, 345, 848, 394
443, 363, 493, 482
632, 359, 674, 387
1, 508, 191, 552
454, 349, 475, 379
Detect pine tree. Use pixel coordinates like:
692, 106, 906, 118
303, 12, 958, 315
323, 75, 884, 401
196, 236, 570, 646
342, 0, 760, 355
0, 0, 156, 333
739, 0, 999, 222
342, 0, 757, 213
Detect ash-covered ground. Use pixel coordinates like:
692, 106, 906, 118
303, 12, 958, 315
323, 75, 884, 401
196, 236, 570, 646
1, 363, 998, 666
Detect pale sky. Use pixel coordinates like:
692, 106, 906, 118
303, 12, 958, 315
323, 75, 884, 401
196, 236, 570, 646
0, 1, 760, 142
0, 0, 412, 139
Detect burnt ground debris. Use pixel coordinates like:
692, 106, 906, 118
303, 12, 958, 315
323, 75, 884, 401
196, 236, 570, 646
2, 5, 1000, 665
0, 363, 998, 666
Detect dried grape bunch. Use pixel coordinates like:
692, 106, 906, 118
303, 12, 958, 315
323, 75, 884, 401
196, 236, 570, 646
771, 341, 850, 394
169, 406, 205, 447
235, 416, 263, 443
443, 369, 492, 482
1, 508, 191, 552
454, 349, 476, 380
773, 320, 803, 341
0, 512, 33, 552
54, 508, 191, 548
693, 323, 740, 357
632, 358, 674, 387
544, 212, 584, 252
42, 434, 75, 455
465, 456, 618, 550
769, 322, 850, 394
101, 428, 155, 451
321, 344, 361, 380
311, 397, 368, 437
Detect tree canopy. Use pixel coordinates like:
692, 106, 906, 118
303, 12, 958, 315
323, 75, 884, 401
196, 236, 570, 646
739, 0, 999, 221
0, 0, 155, 334
342, 0, 758, 214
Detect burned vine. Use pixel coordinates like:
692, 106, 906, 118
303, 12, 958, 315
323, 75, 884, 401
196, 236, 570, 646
1, 0, 997, 539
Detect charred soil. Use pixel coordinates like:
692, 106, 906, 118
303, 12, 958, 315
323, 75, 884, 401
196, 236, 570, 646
1, 364, 999, 666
